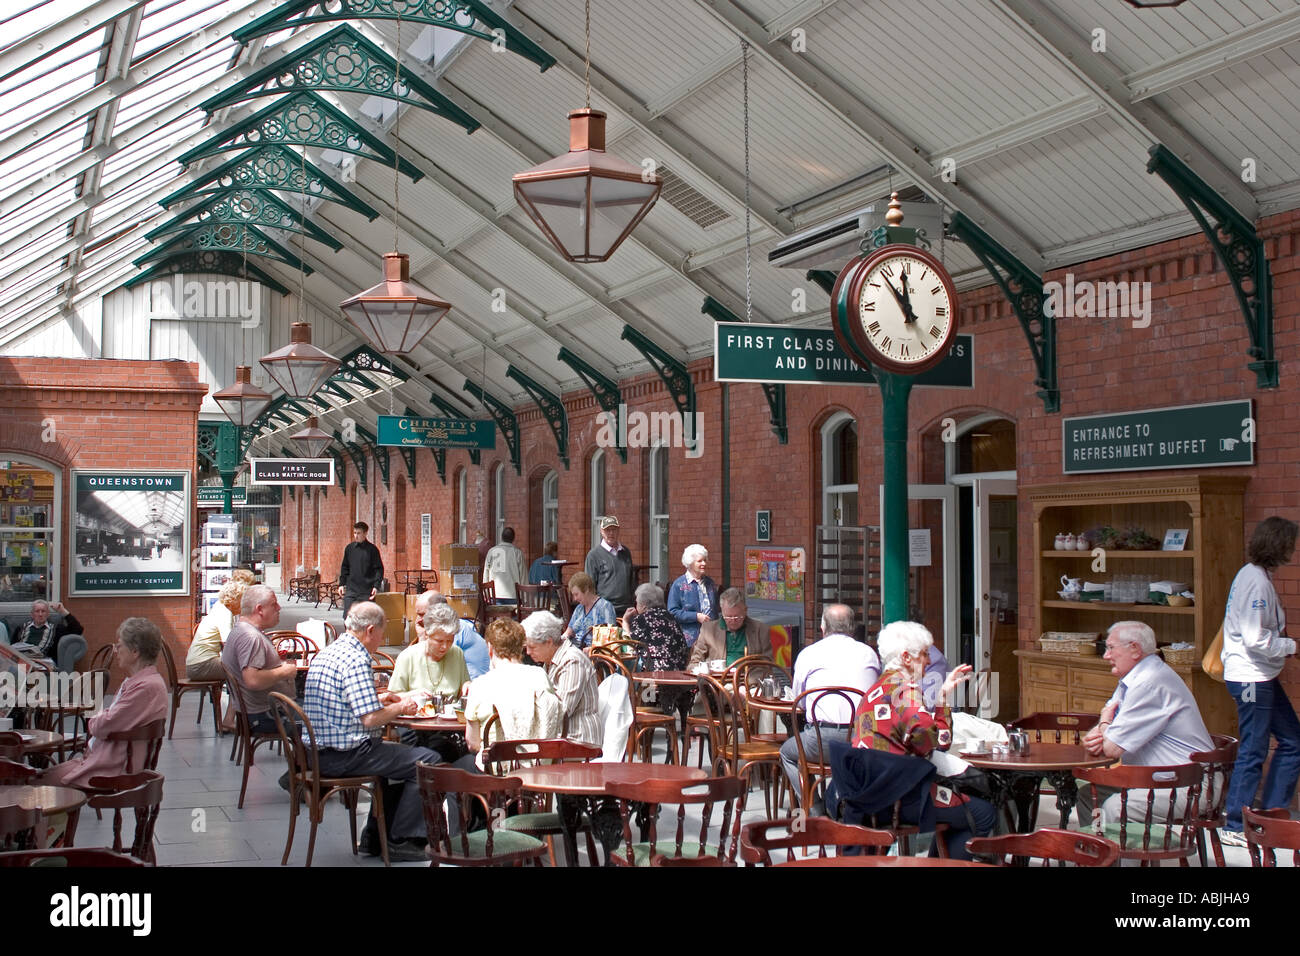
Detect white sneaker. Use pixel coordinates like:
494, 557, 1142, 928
1218, 829, 1248, 848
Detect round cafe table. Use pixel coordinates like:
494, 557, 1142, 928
512, 762, 708, 866
960, 742, 1113, 832
15, 729, 65, 756
776, 855, 991, 868
390, 713, 466, 734
0, 784, 87, 846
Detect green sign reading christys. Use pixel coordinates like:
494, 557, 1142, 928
1062, 400, 1255, 474
713, 322, 973, 387
377, 415, 496, 449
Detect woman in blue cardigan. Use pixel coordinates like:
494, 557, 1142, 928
667, 543, 717, 647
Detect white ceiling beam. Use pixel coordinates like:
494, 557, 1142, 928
1126, 6, 1300, 102
992, 0, 1257, 221
0, 0, 146, 82
937, 95, 1107, 168
694, 0, 1046, 274
762, 0, 844, 39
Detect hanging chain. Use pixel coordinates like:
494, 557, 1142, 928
939, 200, 945, 264
393, 14, 402, 252
297, 145, 306, 324
584, 0, 591, 109
742, 40, 751, 323
481, 343, 488, 413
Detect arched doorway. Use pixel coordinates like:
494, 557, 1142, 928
588, 448, 606, 551
816, 412, 864, 626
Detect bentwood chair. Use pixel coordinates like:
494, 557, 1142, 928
591, 649, 677, 764
1189, 733, 1238, 867
0, 759, 37, 785
0, 733, 23, 761
696, 675, 784, 818
1243, 807, 1300, 867
739, 817, 893, 866
1075, 763, 1203, 866
475, 582, 515, 633
605, 774, 745, 866
156, 637, 223, 739
222, 664, 282, 809
790, 686, 864, 813
85, 771, 164, 864
107, 717, 165, 773
0, 805, 46, 851
268, 692, 389, 867
417, 763, 547, 867
1008, 712, 1099, 744
266, 630, 320, 666
514, 584, 550, 619
967, 828, 1120, 867
483, 738, 602, 866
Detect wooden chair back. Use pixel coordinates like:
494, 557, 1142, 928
967, 828, 1120, 866
605, 775, 745, 866
1008, 712, 1099, 744
86, 771, 164, 863
268, 692, 322, 801
106, 717, 165, 772
89, 643, 115, 671
266, 630, 319, 665
0, 759, 37, 785
0, 803, 45, 850
0, 847, 145, 867
484, 738, 601, 773
1188, 733, 1238, 866
515, 584, 549, 617
740, 816, 893, 865
0, 732, 23, 761
589, 649, 640, 760
154, 638, 180, 688
1076, 763, 1202, 865
1243, 807, 1300, 867
694, 674, 738, 774
790, 685, 864, 809
416, 762, 546, 867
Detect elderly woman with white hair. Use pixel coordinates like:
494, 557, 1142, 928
624, 582, 691, 715
522, 610, 601, 748
850, 621, 996, 859
667, 544, 717, 647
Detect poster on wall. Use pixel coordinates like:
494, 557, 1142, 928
71, 470, 190, 596
743, 546, 805, 604
421, 514, 432, 571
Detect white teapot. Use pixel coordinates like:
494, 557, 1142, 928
1059, 575, 1082, 592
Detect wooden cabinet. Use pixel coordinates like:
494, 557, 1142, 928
1021, 475, 1246, 736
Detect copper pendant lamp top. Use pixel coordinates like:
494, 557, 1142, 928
290, 415, 333, 458
259, 322, 340, 399
339, 252, 452, 354
212, 364, 272, 427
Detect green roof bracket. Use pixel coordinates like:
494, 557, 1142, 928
201, 26, 479, 133
1148, 144, 1275, 388
619, 325, 697, 448
146, 190, 344, 252
506, 366, 568, 469
134, 223, 314, 274
124, 251, 290, 296
806, 270, 837, 296
556, 347, 625, 464
355, 424, 390, 490
232, 0, 554, 72
428, 391, 480, 466
949, 211, 1058, 413
334, 430, 367, 491
462, 382, 519, 475
431, 446, 447, 483
700, 297, 787, 445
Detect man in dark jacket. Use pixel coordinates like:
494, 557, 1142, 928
584, 515, 634, 616
339, 522, 384, 616
9, 600, 84, 671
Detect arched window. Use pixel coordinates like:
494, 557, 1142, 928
491, 462, 505, 543
648, 445, 669, 585
542, 470, 559, 547
589, 449, 606, 551
821, 413, 858, 527
454, 468, 468, 544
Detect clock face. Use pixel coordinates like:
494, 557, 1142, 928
843, 244, 957, 375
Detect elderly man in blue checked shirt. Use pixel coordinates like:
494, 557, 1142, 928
303, 601, 477, 862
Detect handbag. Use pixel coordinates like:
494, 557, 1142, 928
1202, 624, 1225, 682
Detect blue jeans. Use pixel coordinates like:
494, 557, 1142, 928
1224, 678, 1300, 831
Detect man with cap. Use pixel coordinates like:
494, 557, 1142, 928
584, 515, 635, 617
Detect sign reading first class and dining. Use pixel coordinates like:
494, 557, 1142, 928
377, 415, 496, 449
713, 322, 974, 388
1062, 399, 1255, 474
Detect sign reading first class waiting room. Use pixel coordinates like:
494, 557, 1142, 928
249, 458, 334, 485
1062, 399, 1255, 474
377, 415, 496, 449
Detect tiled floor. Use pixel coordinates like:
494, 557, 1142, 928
65, 590, 1262, 867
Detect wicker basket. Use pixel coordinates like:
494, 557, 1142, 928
1039, 633, 1099, 656
1162, 646, 1197, 665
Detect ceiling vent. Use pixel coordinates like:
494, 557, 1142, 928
657, 165, 730, 229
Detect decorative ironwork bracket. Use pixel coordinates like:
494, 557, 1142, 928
1148, 144, 1276, 388
334, 430, 367, 490
125, 250, 290, 296
356, 424, 390, 490
201, 25, 479, 133
134, 223, 313, 274
701, 297, 787, 444
506, 366, 568, 469
182, 91, 427, 181
197, 421, 219, 469
431, 447, 447, 483
338, 345, 408, 384
949, 211, 1059, 413
328, 447, 346, 489
619, 325, 697, 447
164, 144, 380, 221
397, 408, 421, 486
428, 392, 480, 466
556, 347, 624, 463
463, 382, 519, 475
147, 189, 344, 252
806, 270, 837, 296
232, 0, 555, 73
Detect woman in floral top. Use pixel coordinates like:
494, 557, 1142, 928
624, 582, 691, 715
851, 621, 996, 859
562, 572, 615, 649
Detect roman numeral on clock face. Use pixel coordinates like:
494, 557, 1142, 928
881, 264, 893, 277
931, 286, 941, 296
935, 306, 947, 316
929, 325, 941, 339
880, 335, 892, 351
867, 321, 881, 335
863, 301, 875, 311
899, 343, 909, 357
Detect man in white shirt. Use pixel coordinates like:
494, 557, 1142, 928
779, 604, 881, 813
483, 527, 527, 603
1076, 620, 1213, 825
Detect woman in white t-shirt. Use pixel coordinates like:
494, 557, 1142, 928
465, 618, 561, 754
1220, 515, 1300, 843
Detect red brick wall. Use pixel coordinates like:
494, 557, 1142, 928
282, 208, 1300, 701
0, 358, 206, 682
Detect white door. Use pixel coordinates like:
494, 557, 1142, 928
879, 483, 959, 662
973, 477, 1017, 674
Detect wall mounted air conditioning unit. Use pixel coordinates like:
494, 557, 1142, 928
767, 201, 945, 270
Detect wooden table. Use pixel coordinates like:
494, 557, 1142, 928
775, 855, 991, 868
390, 713, 466, 734
513, 762, 708, 866
961, 743, 1113, 832
0, 784, 87, 846
16, 730, 64, 756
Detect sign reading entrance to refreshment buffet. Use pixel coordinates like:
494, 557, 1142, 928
71, 470, 190, 596
1062, 400, 1255, 474
197, 487, 246, 507
713, 323, 973, 387
377, 415, 496, 450
249, 458, 334, 485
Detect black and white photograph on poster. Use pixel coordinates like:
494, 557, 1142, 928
71, 470, 189, 596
